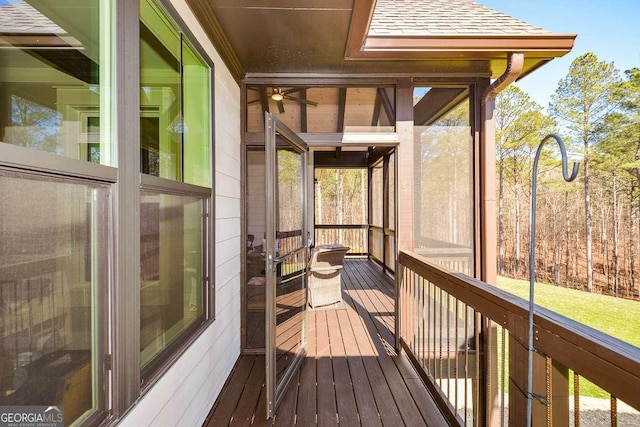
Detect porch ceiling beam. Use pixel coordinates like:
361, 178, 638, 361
371, 90, 382, 127
244, 131, 398, 147
314, 150, 367, 168
414, 87, 469, 126
300, 88, 308, 133
337, 87, 347, 132
379, 87, 395, 124
260, 89, 270, 114
367, 146, 393, 167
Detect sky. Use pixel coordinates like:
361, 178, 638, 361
481, 0, 640, 109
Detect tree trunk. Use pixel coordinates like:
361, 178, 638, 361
612, 175, 620, 296
515, 182, 522, 275
584, 155, 594, 292
574, 229, 580, 288
635, 137, 640, 187
553, 206, 560, 285
565, 192, 572, 287
601, 190, 610, 289
631, 184, 638, 296
498, 146, 505, 275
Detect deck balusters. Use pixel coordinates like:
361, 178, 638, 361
398, 250, 640, 427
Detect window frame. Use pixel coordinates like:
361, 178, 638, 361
138, 175, 213, 386
133, 0, 216, 391
0, 165, 113, 426
0, 0, 215, 422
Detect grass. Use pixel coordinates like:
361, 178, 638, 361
497, 276, 640, 399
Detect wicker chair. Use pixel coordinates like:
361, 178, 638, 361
308, 245, 350, 308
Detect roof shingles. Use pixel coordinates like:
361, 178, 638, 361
0, 1, 64, 34
369, 0, 550, 37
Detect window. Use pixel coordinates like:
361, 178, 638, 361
138, 0, 213, 381
0, 0, 115, 165
0, 1, 113, 425
140, 0, 211, 186
0, 0, 215, 421
0, 169, 110, 425
140, 189, 208, 371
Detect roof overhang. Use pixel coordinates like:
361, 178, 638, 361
185, 0, 575, 82
350, 35, 576, 80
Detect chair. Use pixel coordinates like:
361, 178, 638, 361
308, 245, 350, 308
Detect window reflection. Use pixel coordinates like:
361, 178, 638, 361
140, 0, 211, 186
140, 190, 206, 370
0, 0, 113, 165
0, 169, 109, 425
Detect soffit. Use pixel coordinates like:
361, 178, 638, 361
203, 0, 354, 74
186, 0, 575, 81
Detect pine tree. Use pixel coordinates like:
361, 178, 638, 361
550, 53, 622, 292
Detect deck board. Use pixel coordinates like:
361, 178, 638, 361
203, 259, 447, 426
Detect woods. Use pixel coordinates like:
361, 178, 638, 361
497, 53, 640, 298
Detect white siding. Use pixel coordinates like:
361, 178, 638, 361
246, 151, 266, 242
119, 0, 241, 425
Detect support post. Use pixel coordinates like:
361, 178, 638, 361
395, 77, 414, 350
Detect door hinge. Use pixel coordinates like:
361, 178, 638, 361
105, 354, 112, 371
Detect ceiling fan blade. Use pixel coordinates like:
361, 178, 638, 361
282, 87, 303, 95
283, 95, 318, 106
247, 98, 262, 105
277, 100, 285, 114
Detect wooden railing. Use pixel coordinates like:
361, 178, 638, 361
276, 229, 303, 256
315, 224, 396, 272
314, 225, 368, 255
398, 250, 640, 426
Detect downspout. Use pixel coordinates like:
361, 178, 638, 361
483, 52, 525, 104
480, 52, 524, 427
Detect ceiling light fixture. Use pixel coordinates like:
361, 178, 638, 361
271, 92, 284, 102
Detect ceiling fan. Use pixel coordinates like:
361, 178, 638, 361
248, 87, 318, 113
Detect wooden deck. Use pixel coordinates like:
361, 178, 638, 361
204, 258, 446, 426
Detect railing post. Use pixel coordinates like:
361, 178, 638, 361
550, 361, 570, 426
509, 338, 570, 426
395, 256, 403, 350
509, 334, 547, 426
482, 318, 499, 427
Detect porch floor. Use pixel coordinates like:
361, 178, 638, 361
203, 258, 446, 426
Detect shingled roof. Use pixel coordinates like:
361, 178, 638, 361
370, 0, 549, 36
0, 1, 64, 34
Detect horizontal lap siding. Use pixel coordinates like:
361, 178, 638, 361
119, 0, 241, 425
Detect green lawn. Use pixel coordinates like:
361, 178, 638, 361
497, 276, 640, 399
497, 276, 640, 348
